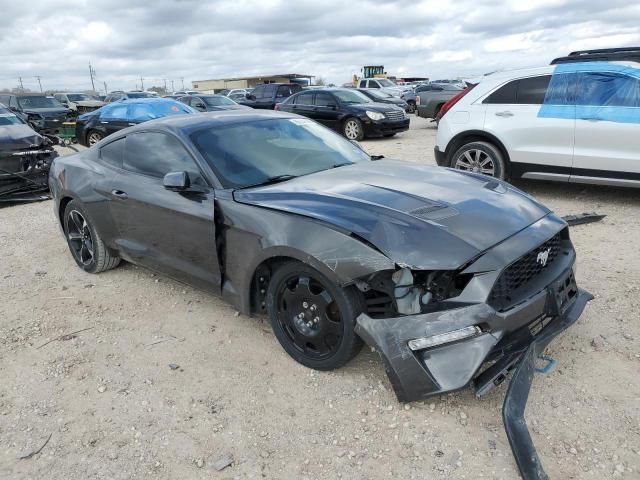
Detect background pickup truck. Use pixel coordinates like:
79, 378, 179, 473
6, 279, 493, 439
239, 83, 302, 109
415, 84, 463, 119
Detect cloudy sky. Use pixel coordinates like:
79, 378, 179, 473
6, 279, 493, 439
1, 0, 639, 93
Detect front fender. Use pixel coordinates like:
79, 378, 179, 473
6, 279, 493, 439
216, 196, 395, 314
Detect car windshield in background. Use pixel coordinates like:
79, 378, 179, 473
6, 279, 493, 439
377, 79, 396, 87
333, 90, 372, 104
127, 92, 154, 98
191, 118, 371, 188
369, 90, 393, 99
0, 109, 24, 125
17, 96, 64, 108
203, 96, 237, 106
68, 94, 96, 101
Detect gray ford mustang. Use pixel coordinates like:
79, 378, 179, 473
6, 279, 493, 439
49, 110, 591, 479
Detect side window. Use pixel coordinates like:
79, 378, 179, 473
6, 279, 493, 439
9, 96, 19, 109
99, 138, 124, 168
252, 85, 265, 99
485, 80, 518, 104
369, 80, 380, 89
0, 95, 9, 106
191, 98, 206, 109
359, 80, 366, 88
296, 93, 314, 105
276, 85, 293, 98
516, 75, 551, 104
315, 93, 337, 107
577, 72, 640, 107
123, 132, 204, 183
101, 104, 128, 120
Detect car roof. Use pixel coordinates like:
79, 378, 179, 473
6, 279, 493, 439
129, 109, 298, 135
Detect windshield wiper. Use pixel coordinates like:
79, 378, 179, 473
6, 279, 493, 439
238, 174, 298, 189
371, 154, 385, 160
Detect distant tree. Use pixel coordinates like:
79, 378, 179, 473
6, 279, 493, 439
315, 77, 327, 86
148, 86, 167, 95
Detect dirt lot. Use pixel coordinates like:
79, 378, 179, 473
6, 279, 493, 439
1, 117, 639, 479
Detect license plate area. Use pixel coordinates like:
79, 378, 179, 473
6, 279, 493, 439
546, 269, 578, 316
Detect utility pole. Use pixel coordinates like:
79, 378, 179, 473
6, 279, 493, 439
35, 76, 43, 92
180, 77, 185, 90
88, 62, 96, 92
163, 79, 167, 92
171, 80, 174, 92
140, 77, 144, 90
18, 77, 24, 91
103, 81, 108, 95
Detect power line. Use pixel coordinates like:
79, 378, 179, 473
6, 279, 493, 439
18, 77, 24, 91
35, 76, 43, 92
88, 62, 96, 92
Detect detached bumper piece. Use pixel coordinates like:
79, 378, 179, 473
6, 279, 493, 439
355, 286, 592, 480
0, 150, 56, 203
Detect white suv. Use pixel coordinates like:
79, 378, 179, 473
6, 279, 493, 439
435, 47, 640, 188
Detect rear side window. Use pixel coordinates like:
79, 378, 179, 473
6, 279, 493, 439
359, 80, 367, 88
123, 132, 203, 183
99, 138, 124, 168
252, 85, 266, 99
577, 72, 640, 107
485, 75, 551, 105
315, 93, 337, 107
295, 92, 314, 105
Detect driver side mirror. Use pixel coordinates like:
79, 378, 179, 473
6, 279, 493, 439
163, 171, 190, 191
245, 93, 255, 100
194, 104, 206, 112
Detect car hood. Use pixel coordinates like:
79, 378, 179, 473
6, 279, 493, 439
0, 124, 48, 152
22, 107, 69, 116
350, 103, 404, 113
208, 104, 250, 111
74, 100, 105, 107
233, 160, 551, 270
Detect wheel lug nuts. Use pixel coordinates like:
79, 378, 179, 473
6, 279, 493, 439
302, 301, 308, 308
310, 305, 316, 311
313, 317, 319, 323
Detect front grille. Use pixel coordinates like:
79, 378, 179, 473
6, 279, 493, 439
384, 110, 405, 121
77, 105, 98, 113
489, 233, 562, 311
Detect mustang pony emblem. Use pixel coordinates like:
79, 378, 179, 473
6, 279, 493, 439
537, 248, 551, 267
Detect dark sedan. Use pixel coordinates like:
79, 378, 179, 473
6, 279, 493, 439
0, 93, 71, 136
356, 88, 410, 112
276, 88, 409, 140
75, 98, 195, 146
0, 105, 57, 202
178, 94, 251, 112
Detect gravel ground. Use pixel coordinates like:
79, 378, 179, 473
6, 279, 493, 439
1, 117, 639, 479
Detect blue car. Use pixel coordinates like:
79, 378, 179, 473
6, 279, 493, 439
75, 98, 196, 146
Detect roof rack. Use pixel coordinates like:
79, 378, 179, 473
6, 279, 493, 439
551, 47, 640, 65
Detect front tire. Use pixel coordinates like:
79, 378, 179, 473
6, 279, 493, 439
450, 141, 508, 180
407, 101, 416, 113
266, 261, 364, 370
63, 200, 120, 273
87, 130, 103, 146
343, 117, 364, 141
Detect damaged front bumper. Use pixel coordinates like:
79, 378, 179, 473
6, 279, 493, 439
355, 270, 592, 479
0, 149, 57, 202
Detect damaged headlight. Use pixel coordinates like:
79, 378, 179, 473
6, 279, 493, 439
28, 113, 45, 128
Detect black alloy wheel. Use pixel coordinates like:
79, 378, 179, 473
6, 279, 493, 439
267, 262, 363, 370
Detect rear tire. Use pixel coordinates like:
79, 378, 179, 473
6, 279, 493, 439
266, 261, 364, 370
63, 200, 120, 273
450, 141, 508, 180
407, 101, 416, 113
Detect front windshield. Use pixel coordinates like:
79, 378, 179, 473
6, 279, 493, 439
203, 96, 237, 106
0, 109, 24, 125
377, 79, 396, 87
191, 118, 371, 188
18, 96, 64, 109
333, 90, 372, 104
68, 94, 95, 101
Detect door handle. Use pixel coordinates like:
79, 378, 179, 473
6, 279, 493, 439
100, 121, 109, 124
495, 111, 514, 117
128, 123, 136, 126
111, 189, 128, 199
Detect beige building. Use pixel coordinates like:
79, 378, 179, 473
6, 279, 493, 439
192, 74, 314, 93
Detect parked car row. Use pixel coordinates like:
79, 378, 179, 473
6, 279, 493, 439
435, 47, 640, 188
